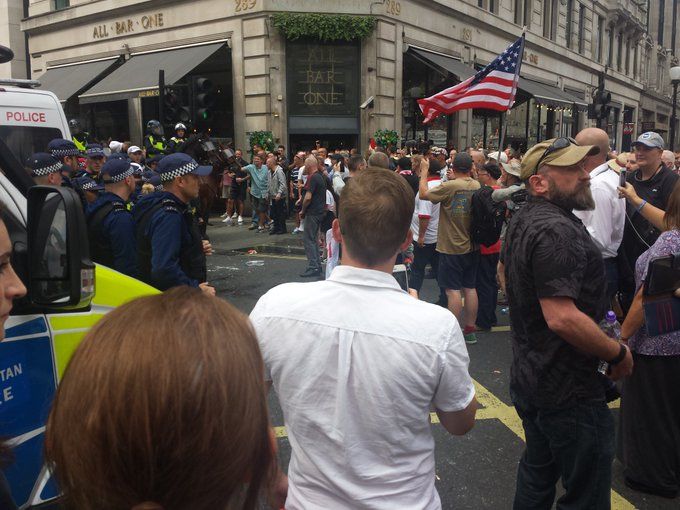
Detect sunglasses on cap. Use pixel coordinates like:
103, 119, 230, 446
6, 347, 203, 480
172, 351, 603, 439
532, 137, 577, 176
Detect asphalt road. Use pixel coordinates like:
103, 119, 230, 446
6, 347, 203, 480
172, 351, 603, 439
206, 217, 675, 510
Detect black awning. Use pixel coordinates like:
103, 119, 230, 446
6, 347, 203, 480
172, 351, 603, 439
36, 58, 119, 103
517, 77, 589, 109
79, 43, 224, 104
407, 46, 476, 82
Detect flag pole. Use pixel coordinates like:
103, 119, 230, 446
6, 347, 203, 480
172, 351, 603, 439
499, 27, 527, 156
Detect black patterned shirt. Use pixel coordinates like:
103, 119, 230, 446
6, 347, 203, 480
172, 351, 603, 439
502, 196, 607, 408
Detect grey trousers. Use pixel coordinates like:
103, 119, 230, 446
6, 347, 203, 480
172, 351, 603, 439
303, 212, 324, 271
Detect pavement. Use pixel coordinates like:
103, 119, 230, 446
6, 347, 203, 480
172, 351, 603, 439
206, 215, 676, 510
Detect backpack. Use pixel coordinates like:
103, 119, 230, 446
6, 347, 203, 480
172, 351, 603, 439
470, 185, 507, 246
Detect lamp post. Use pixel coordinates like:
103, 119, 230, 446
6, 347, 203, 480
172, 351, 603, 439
670, 66, 680, 151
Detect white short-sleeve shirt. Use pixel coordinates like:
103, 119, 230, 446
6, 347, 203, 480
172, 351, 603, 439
411, 177, 442, 244
250, 266, 475, 510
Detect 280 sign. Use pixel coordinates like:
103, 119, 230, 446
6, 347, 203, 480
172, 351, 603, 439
385, 0, 401, 15
235, 0, 256, 12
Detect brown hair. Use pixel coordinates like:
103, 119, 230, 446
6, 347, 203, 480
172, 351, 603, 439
339, 168, 414, 265
664, 180, 680, 231
45, 288, 274, 510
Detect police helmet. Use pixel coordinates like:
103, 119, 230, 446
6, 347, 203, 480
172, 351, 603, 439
174, 123, 187, 132
68, 118, 83, 135
146, 120, 163, 136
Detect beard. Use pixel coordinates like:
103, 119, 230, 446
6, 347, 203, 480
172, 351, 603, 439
547, 178, 595, 211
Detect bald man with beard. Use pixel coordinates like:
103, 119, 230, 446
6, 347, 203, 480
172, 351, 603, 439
572, 128, 625, 300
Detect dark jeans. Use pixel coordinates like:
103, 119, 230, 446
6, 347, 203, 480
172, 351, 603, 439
411, 242, 438, 291
270, 199, 287, 233
303, 212, 324, 271
513, 396, 615, 510
476, 252, 499, 329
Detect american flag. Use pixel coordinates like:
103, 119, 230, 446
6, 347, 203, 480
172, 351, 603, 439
418, 35, 525, 124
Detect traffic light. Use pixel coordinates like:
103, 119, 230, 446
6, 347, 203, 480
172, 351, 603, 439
191, 76, 215, 125
163, 86, 190, 125
588, 72, 611, 120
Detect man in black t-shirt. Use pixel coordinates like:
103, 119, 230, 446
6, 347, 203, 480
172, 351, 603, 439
503, 138, 633, 509
300, 156, 327, 277
620, 132, 679, 306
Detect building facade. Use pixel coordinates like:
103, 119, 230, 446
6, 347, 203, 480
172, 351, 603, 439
20, 0, 680, 152
1, 0, 29, 79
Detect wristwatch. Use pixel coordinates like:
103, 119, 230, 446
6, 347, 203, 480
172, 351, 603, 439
607, 343, 628, 366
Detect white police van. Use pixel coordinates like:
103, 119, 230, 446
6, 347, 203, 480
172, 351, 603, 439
0, 71, 156, 508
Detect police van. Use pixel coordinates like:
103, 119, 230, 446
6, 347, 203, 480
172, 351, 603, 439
0, 77, 157, 508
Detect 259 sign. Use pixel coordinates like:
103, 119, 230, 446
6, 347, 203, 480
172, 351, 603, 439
386, 0, 401, 15
235, 0, 256, 12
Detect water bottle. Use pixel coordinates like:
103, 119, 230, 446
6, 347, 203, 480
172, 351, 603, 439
598, 311, 621, 374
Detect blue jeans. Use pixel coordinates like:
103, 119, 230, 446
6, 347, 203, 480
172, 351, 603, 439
513, 395, 615, 510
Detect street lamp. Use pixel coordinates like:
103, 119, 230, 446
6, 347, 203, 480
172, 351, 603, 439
670, 66, 680, 151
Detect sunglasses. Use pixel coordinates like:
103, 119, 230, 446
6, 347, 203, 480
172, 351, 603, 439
532, 137, 577, 175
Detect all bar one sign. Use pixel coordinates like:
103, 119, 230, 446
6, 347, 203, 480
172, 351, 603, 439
92, 13, 165, 39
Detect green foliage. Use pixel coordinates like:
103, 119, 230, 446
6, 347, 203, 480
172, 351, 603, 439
271, 13, 377, 41
249, 131, 276, 153
374, 129, 399, 149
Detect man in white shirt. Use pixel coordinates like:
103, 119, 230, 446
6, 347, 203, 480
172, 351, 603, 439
572, 128, 626, 299
251, 169, 477, 510
410, 159, 443, 301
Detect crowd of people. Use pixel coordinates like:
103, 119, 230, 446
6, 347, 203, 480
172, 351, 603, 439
3, 116, 680, 509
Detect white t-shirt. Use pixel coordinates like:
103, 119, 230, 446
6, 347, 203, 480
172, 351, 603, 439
411, 177, 442, 245
250, 266, 475, 510
572, 162, 626, 259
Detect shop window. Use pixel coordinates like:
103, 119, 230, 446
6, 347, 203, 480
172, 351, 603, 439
594, 15, 604, 62
543, 0, 557, 40
577, 4, 586, 54
565, 0, 573, 49
658, 0, 665, 46
515, 0, 533, 27
53, 0, 69, 10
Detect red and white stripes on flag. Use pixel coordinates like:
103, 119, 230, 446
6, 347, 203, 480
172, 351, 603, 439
418, 35, 525, 124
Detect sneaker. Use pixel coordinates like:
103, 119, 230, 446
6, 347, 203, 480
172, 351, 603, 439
257, 226, 265, 233
222, 216, 232, 225
237, 215, 243, 225
248, 224, 257, 231
292, 227, 301, 234
464, 332, 478, 345
220, 212, 229, 218
232, 212, 238, 219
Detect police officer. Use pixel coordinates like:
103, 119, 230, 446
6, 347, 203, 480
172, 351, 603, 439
86, 159, 138, 278
26, 153, 63, 186
167, 123, 188, 153
133, 153, 215, 295
73, 176, 103, 205
143, 120, 170, 159
128, 163, 145, 205
47, 138, 80, 188
69, 119, 90, 152
80, 143, 106, 178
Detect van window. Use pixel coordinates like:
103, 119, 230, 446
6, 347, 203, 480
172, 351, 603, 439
0, 125, 64, 164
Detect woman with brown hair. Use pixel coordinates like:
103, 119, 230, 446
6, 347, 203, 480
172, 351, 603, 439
0, 212, 28, 510
45, 287, 278, 510
619, 180, 680, 499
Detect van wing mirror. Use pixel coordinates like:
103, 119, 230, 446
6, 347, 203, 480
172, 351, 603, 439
27, 186, 94, 308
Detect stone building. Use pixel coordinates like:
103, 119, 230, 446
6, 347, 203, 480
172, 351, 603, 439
19, 0, 680, 152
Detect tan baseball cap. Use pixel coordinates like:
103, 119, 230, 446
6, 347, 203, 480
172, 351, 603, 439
520, 138, 599, 180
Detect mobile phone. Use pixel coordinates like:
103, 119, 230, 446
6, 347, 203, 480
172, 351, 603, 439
393, 264, 409, 291
619, 169, 627, 188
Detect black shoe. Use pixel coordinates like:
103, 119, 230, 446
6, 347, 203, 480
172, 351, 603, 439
299, 268, 321, 278
269, 230, 278, 235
